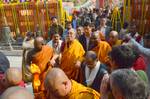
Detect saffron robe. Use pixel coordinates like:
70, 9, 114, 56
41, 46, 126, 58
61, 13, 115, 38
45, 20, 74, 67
67, 80, 100, 99
110, 40, 122, 47
60, 39, 85, 81
29, 45, 53, 99
92, 41, 112, 64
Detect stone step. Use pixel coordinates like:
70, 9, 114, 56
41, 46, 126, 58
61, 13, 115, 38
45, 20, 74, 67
0, 46, 22, 50
0, 50, 23, 56
0, 42, 22, 46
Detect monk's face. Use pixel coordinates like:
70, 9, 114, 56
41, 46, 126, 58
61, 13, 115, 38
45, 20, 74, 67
89, 35, 99, 48
49, 80, 69, 98
67, 30, 76, 42
109, 33, 118, 46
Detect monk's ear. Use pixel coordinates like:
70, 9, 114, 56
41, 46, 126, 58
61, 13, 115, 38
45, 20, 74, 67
63, 81, 68, 89
62, 81, 67, 86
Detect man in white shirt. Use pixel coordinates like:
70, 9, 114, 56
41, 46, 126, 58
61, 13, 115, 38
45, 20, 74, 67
47, 33, 63, 54
80, 51, 107, 92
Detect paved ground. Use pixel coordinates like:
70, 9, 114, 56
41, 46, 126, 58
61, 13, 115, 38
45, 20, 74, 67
7, 55, 22, 68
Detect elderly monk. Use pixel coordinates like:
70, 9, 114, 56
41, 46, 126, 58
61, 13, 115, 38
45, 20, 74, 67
44, 68, 100, 99
5, 68, 25, 87
89, 32, 112, 65
108, 31, 122, 47
60, 29, 85, 81
1, 68, 25, 95
1, 86, 34, 99
26, 36, 54, 99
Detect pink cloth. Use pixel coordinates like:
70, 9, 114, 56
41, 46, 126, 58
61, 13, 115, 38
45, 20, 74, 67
99, 0, 104, 8
18, 80, 26, 87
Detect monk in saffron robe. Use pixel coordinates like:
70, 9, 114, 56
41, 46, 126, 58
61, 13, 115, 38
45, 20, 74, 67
44, 68, 100, 99
60, 29, 85, 81
26, 37, 54, 99
89, 32, 112, 65
108, 31, 122, 47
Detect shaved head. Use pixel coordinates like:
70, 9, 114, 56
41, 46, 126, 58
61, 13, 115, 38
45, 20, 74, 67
5, 68, 22, 86
110, 31, 119, 37
89, 32, 100, 49
45, 68, 69, 88
92, 31, 100, 38
34, 36, 45, 51
1, 86, 34, 99
109, 31, 119, 46
34, 36, 44, 44
44, 68, 71, 98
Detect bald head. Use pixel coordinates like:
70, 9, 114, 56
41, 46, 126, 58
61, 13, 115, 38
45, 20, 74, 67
92, 32, 100, 39
5, 68, 22, 86
89, 32, 100, 50
1, 86, 34, 99
110, 31, 119, 37
34, 36, 44, 44
109, 31, 119, 46
45, 68, 69, 88
90, 32, 100, 42
34, 36, 45, 50
44, 68, 71, 98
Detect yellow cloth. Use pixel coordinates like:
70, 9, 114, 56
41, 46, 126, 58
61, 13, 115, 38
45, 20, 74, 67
67, 80, 100, 99
60, 39, 85, 81
31, 45, 53, 92
30, 64, 41, 74
114, 40, 122, 47
30, 64, 41, 91
92, 41, 112, 64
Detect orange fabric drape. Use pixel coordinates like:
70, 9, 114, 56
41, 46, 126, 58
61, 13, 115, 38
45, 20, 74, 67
31, 45, 53, 99
60, 39, 85, 81
67, 80, 100, 99
92, 41, 112, 65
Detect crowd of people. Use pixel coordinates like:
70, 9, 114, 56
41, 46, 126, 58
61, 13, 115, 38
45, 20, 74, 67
0, 7, 150, 99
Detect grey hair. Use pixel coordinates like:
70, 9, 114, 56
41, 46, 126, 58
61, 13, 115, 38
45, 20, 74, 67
110, 69, 150, 99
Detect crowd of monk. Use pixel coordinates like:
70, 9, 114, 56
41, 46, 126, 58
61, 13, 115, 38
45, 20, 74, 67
0, 8, 150, 99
